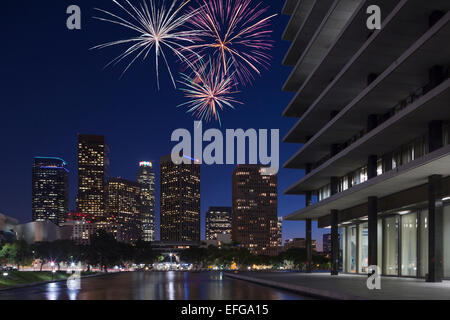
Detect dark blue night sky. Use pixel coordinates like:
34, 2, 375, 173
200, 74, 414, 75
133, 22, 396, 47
0, 0, 328, 249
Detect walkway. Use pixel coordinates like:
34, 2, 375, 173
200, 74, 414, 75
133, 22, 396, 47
225, 272, 450, 300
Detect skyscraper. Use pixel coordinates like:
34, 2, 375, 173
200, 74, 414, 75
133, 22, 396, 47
137, 161, 155, 242
232, 165, 278, 256
107, 178, 142, 244
32, 157, 68, 226
205, 207, 232, 240
323, 233, 332, 254
77, 134, 110, 221
270, 217, 283, 249
160, 154, 200, 242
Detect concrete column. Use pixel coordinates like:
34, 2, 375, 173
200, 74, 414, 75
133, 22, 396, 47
331, 210, 339, 276
368, 197, 378, 268
305, 191, 312, 207
330, 177, 339, 196
428, 120, 443, 153
428, 175, 444, 282
367, 155, 378, 179
306, 219, 312, 273
382, 153, 392, 172
347, 174, 353, 188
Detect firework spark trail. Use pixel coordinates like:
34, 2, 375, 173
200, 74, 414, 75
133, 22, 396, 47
92, 0, 202, 89
177, 59, 242, 125
185, 0, 277, 85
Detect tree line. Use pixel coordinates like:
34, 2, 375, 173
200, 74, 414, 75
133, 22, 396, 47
180, 244, 331, 270
1, 230, 331, 272
0, 230, 155, 272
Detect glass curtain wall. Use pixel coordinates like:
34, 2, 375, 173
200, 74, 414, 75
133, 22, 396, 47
384, 216, 399, 275
444, 206, 450, 278
401, 213, 417, 276
347, 226, 357, 273
359, 223, 368, 273
340, 228, 346, 272
377, 219, 383, 270
419, 210, 428, 278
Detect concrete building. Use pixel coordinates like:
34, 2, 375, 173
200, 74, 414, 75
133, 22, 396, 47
32, 157, 68, 226
232, 165, 278, 256
205, 207, 232, 240
0, 213, 18, 242
15, 221, 60, 244
281, 0, 450, 280
160, 154, 201, 242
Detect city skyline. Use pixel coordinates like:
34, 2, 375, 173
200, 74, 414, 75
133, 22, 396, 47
0, 0, 328, 250
2, 131, 327, 248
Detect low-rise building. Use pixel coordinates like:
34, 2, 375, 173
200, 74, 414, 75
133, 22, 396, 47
15, 221, 60, 244
0, 213, 18, 242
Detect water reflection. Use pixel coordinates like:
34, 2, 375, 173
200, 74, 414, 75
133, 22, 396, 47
0, 272, 305, 300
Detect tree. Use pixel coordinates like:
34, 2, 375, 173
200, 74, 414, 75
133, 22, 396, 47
0, 241, 32, 270
133, 240, 156, 266
179, 247, 207, 268
31, 241, 51, 271
90, 230, 121, 272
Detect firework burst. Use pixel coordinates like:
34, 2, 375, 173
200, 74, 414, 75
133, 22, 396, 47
92, 0, 200, 89
185, 0, 276, 85
177, 59, 242, 125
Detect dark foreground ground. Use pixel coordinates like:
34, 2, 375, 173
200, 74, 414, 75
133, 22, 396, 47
226, 272, 450, 300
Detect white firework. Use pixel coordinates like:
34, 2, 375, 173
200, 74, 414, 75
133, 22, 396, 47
92, 0, 200, 89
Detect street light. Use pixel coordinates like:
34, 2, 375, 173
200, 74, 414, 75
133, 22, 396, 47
50, 261, 55, 281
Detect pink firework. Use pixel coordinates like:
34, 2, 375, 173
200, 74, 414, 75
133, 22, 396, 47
178, 59, 242, 124
185, 0, 276, 85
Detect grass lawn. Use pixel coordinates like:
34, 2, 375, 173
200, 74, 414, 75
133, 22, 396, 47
0, 271, 96, 288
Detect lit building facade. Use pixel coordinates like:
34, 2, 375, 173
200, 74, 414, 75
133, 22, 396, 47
205, 207, 232, 240
137, 161, 155, 242
32, 157, 68, 226
77, 134, 110, 221
232, 165, 278, 256
272, 217, 283, 248
323, 233, 332, 254
281, 0, 450, 280
61, 220, 96, 246
284, 238, 317, 252
160, 154, 201, 242
107, 178, 142, 243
